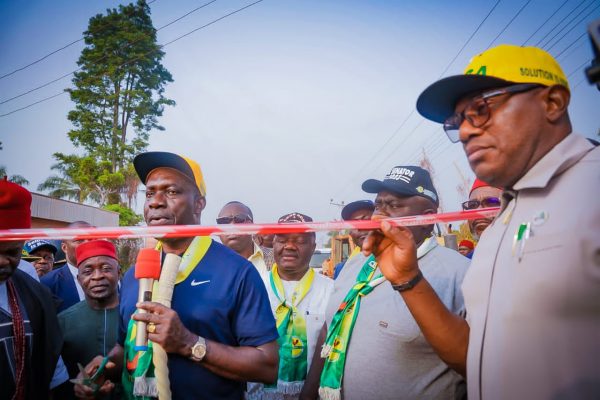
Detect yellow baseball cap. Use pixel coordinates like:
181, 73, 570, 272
134, 151, 207, 197
416, 44, 569, 123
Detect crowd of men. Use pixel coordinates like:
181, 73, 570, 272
1, 43, 598, 400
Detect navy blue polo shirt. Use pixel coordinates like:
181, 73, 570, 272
119, 240, 278, 400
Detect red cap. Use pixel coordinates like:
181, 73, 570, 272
134, 248, 161, 279
459, 240, 474, 250
469, 178, 500, 196
76, 240, 117, 267
0, 178, 32, 229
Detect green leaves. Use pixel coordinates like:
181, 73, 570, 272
40, 0, 173, 222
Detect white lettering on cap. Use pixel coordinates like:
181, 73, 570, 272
385, 167, 415, 184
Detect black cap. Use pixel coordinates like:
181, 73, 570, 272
133, 152, 206, 196
416, 74, 512, 123
341, 200, 375, 221
362, 166, 439, 206
278, 212, 313, 223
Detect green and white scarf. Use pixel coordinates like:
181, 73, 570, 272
264, 264, 315, 397
318, 237, 437, 400
122, 236, 212, 399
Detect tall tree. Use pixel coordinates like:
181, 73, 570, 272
40, 0, 173, 211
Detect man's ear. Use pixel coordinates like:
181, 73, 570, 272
544, 85, 570, 123
195, 196, 207, 215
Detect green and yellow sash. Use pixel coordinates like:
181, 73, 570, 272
319, 237, 437, 400
122, 236, 212, 399
267, 265, 314, 396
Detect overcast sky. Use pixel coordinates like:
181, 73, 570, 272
1, 0, 599, 244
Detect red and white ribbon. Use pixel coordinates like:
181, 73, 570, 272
0, 208, 499, 241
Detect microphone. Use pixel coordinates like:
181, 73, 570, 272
134, 248, 161, 351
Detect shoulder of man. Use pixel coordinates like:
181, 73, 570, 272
421, 244, 470, 290
333, 251, 369, 289
12, 269, 53, 297
313, 270, 334, 288
40, 265, 66, 286
58, 300, 87, 320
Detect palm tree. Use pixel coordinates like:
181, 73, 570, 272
0, 166, 30, 186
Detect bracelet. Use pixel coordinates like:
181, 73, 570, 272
391, 270, 423, 292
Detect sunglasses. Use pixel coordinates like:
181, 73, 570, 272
216, 214, 252, 224
462, 196, 501, 210
444, 83, 543, 143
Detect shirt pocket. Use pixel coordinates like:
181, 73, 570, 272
372, 290, 421, 343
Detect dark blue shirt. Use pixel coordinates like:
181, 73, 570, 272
40, 265, 80, 313
119, 240, 278, 400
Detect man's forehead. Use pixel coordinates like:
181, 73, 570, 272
375, 191, 412, 201
349, 208, 373, 218
146, 167, 193, 185
80, 255, 117, 266
219, 203, 249, 216
469, 185, 502, 200
275, 232, 314, 240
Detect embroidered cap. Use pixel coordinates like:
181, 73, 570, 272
278, 212, 313, 223
362, 166, 439, 206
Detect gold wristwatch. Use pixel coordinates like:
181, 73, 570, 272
190, 336, 207, 362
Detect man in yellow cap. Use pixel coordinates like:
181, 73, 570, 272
75, 152, 278, 400
362, 44, 600, 399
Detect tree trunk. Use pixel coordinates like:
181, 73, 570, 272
111, 81, 121, 174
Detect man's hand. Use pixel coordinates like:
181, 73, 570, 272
73, 355, 116, 399
133, 301, 197, 357
361, 219, 420, 285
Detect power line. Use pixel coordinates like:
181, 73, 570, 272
332, 0, 502, 201
330, 109, 416, 199
0, 38, 83, 81
0, 92, 66, 118
545, 2, 600, 52
0, 0, 264, 118
521, 0, 569, 46
0, 0, 159, 81
555, 31, 588, 59
437, 0, 501, 78
534, 0, 588, 47
538, 0, 593, 48
0, 0, 219, 106
567, 58, 591, 78
486, 0, 532, 49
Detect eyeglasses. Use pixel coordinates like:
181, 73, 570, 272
216, 214, 252, 224
443, 83, 543, 143
462, 196, 501, 210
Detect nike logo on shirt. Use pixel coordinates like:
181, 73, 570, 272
191, 279, 211, 287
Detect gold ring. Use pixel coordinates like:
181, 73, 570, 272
147, 323, 156, 334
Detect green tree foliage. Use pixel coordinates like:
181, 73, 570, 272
66, 0, 174, 173
38, 0, 173, 226
104, 203, 143, 226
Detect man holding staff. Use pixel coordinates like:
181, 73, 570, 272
75, 152, 278, 400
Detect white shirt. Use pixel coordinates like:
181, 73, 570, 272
247, 270, 334, 400
67, 262, 85, 301
248, 243, 269, 276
